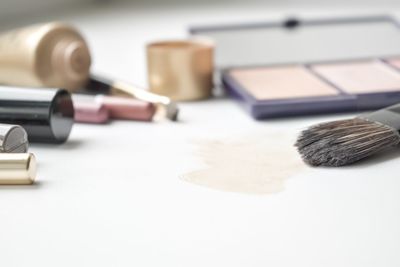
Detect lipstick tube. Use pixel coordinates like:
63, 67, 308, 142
72, 95, 109, 124
73, 94, 156, 122
98, 95, 156, 121
0, 153, 36, 185
0, 86, 74, 143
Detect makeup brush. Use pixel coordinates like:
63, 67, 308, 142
295, 103, 400, 166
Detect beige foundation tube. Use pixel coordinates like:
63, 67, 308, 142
0, 22, 91, 91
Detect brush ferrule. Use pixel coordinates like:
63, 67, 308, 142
360, 107, 400, 132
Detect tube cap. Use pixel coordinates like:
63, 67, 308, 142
51, 37, 91, 91
0, 153, 36, 185
0, 86, 74, 144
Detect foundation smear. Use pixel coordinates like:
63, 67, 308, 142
181, 133, 307, 195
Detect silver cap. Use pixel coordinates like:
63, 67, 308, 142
0, 124, 29, 153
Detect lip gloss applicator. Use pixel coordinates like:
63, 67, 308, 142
98, 95, 156, 121
83, 74, 179, 121
72, 94, 156, 122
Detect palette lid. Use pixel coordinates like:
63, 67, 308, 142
190, 16, 400, 68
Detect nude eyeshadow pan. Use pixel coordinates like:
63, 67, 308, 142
230, 65, 338, 100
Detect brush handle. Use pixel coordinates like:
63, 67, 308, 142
361, 103, 400, 131
85, 74, 113, 95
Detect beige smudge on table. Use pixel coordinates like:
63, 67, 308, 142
181, 133, 307, 195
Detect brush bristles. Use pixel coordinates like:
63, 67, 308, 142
295, 118, 400, 166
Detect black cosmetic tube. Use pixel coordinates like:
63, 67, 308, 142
0, 86, 74, 143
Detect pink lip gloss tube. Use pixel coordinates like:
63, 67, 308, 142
98, 95, 156, 121
72, 95, 109, 124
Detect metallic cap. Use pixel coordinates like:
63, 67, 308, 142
0, 124, 28, 153
0, 153, 36, 185
147, 39, 214, 101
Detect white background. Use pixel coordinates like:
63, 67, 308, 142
0, 2, 400, 267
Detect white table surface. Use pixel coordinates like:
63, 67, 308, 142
1, 3, 400, 267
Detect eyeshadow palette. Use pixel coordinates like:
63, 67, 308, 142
190, 16, 400, 119
223, 59, 400, 118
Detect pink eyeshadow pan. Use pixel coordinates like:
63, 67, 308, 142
311, 60, 400, 94
386, 58, 400, 69
229, 65, 338, 100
